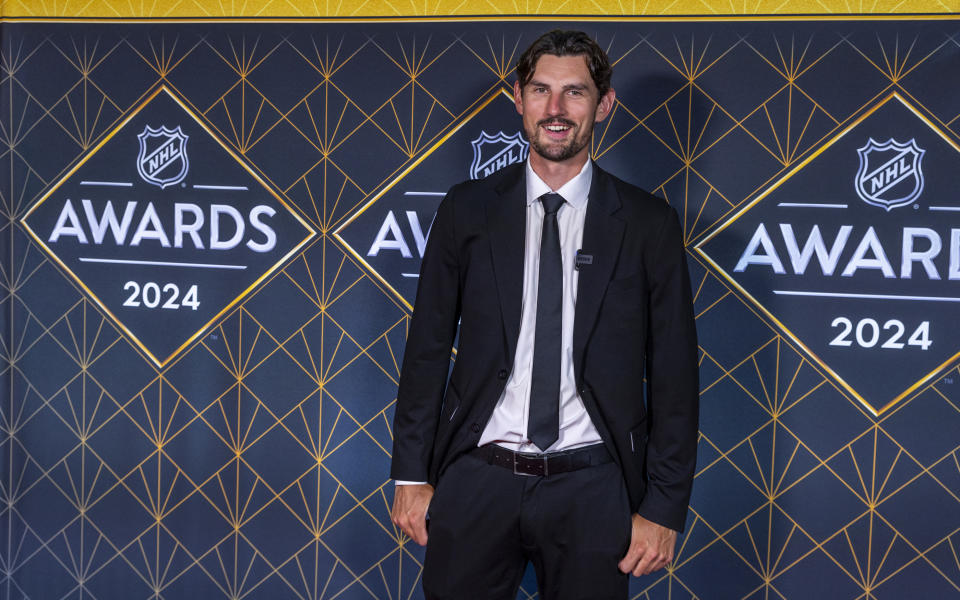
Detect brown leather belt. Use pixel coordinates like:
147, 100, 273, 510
469, 443, 612, 477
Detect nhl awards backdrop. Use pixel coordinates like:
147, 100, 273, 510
2, 4, 960, 599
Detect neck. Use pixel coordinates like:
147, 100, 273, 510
528, 150, 590, 191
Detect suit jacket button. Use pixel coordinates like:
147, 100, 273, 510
471, 423, 481, 433
497, 369, 508, 380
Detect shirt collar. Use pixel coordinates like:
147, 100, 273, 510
525, 159, 593, 210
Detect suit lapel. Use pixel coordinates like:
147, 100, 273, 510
486, 165, 526, 363
573, 165, 625, 376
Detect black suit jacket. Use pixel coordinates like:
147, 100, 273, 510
390, 162, 699, 532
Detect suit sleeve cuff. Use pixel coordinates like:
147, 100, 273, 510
636, 493, 688, 533
394, 480, 429, 486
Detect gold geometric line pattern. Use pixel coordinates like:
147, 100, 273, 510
5, 20, 960, 600
5, 0, 960, 17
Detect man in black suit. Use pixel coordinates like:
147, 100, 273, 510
390, 30, 699, 600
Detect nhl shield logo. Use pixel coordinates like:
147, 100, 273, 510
137, 125, 189, 188
470, 131, 529, 180
855, 138, 925, 211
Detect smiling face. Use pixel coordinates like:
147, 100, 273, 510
514, 53, 615, 169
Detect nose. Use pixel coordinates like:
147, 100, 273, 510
546, 91, 564, 116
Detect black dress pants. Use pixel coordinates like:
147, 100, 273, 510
422, 449, 633, 600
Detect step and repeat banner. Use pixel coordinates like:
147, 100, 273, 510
3, 10, 960, 600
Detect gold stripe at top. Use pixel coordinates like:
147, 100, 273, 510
3, 0, 960, 19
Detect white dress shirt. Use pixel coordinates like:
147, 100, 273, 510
478, 159, 603, 453
396, 160, 603, 484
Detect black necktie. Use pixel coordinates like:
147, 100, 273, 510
528, 192, 564, 452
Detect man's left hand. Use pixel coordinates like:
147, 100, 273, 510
618, 514, 677, 576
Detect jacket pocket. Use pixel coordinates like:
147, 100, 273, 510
603, 271, 646, 329
606, 270, 645, 294
629, 422, 648, 455
442, 382, 462, 422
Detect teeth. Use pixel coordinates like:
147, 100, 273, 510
545, 125, 569, 132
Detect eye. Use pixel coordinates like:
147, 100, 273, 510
567, 89, 584, 96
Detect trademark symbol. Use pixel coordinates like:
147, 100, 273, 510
946, 377, 954, 384
209, 334, 219, 340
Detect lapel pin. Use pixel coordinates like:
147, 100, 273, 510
575, 251, 593, 270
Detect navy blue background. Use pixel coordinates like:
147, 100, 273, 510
4, 20, 960, 599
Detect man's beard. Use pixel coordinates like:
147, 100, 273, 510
527, 118, 594, 162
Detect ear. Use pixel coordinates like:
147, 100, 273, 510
514, 79, 524, 115
594, 87, 616, 123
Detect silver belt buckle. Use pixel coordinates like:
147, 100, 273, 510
513, 453, 548, 477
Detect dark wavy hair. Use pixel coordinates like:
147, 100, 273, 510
516, 30, 612, 98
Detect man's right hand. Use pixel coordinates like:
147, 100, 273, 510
391, 483, 434, 546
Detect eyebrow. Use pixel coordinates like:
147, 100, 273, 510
527, 80, 589, 91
